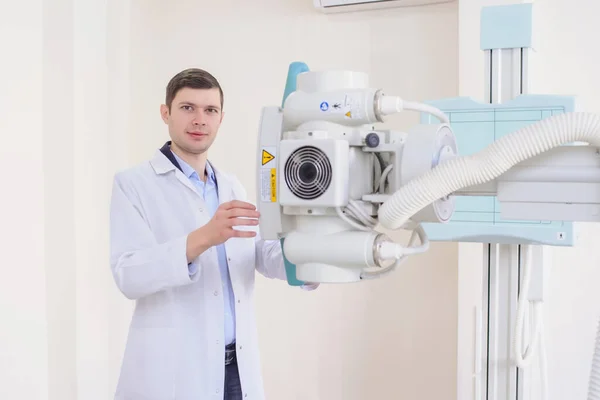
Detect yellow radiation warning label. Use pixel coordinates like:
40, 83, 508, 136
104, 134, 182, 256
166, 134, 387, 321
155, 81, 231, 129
270, 168, 277, 202
262, 149, 275, 165
260, 146, 277, 202
260, 168, 277, 202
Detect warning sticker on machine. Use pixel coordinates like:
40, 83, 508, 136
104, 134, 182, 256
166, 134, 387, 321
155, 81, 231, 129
260, 146, 277, 202
262, 149, 275, 166
260, 168, 277, 202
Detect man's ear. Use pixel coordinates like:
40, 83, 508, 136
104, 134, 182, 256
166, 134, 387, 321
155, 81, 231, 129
220, 110, 225, 123
160, 104, 170, 124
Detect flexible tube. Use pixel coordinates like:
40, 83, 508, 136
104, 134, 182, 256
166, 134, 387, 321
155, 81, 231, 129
360, 224, 429, 280
378, 112, 600, 230
510, 245, 549, 400
588, 317, 600, 400
379, 96, 450, 124
513, 245, 542, 368
540, 315, 548, 400
336, 206, 372, 231
376, 164, 394, 193
402, 100, 450, 124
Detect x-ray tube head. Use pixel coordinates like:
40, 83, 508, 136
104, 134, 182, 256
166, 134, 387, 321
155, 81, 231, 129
256, 68, 448, 283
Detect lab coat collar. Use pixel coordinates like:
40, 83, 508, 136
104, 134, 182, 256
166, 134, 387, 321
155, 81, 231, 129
169, 150, 217, 185
150, 142, 179, 174
150, 142, 232, 197
152, 141, 216, 177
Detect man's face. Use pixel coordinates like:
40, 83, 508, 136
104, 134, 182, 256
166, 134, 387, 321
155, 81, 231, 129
160, 87, 224, 155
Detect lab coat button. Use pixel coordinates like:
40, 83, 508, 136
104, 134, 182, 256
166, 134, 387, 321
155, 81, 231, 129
214, 291, 218, 296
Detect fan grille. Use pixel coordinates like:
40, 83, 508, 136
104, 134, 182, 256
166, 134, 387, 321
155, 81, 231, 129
284, 146, 332, 200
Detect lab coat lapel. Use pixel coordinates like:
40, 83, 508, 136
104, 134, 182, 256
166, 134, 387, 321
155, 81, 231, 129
149, 147, 202, 198
175, 169, 201, 197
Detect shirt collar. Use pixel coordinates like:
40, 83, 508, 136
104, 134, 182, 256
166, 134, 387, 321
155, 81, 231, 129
159, 141, 216, 182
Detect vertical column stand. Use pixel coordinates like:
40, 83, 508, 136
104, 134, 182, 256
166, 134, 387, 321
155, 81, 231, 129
481, 47, 530, 400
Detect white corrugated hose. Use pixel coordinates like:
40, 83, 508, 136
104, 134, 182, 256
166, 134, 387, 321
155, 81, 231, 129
378, 112, 600, 230
375, 111, 600, 397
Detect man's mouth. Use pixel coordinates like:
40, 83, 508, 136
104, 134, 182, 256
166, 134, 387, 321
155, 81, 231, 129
187, 131, 207, 138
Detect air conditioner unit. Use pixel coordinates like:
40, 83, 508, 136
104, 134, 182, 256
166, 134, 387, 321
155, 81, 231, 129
314, 0, 455, 13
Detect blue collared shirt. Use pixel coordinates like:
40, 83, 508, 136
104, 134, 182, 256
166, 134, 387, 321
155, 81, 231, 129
171, 152, 236, 345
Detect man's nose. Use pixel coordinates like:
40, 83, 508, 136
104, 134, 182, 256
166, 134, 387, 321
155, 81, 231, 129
192, 115, 206, 126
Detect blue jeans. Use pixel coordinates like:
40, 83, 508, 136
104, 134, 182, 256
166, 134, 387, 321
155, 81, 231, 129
224, 361, 242, 400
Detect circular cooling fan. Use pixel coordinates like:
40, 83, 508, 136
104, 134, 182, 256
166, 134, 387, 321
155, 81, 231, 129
284, 145, 332, 200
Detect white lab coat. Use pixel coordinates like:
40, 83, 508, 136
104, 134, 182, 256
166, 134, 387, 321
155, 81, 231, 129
110, 149, 289, 400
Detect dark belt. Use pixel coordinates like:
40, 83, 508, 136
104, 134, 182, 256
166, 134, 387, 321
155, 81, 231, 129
225, 343, 236, 366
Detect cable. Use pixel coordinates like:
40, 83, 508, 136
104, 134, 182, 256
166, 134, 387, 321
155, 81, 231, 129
402, 100, 450, 124
379, 95, 450, 124
509, 245, 549, 400
588, 317, 600, 400
403, 224, 429, 255
378, 112, 600, 230
347, 201, 377, 227
513, 245, 542, 367
360, 224, 429, 280
376, 164, 394, 193
373, 153, 382, 192
335, 206, 372, 232
540, 314, 548, 400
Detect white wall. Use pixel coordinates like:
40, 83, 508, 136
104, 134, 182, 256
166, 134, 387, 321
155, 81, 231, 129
1, 1, 132, 399
457, 1, 600, 399
0, 2, 47, 399
128, 0, 459, 399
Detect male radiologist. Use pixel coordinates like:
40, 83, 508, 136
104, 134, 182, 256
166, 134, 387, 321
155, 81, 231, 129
109, 68, 317, 400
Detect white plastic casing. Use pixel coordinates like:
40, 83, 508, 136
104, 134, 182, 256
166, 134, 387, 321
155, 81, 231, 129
278, 138, 349, 207
256, 106, 295, 240
497, 145, 600, 222
282, 70, 382, 131
296, 70, 369, 92
399, 123, 457, 223
283, 230, 379, 283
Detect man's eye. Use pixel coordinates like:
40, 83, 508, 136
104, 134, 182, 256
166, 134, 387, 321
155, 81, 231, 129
182, 105, 193, 111
207, 108, 217, 113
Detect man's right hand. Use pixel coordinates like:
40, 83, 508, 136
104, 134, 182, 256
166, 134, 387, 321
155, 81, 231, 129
186, 200, 259, 262
203, 200, 260, 245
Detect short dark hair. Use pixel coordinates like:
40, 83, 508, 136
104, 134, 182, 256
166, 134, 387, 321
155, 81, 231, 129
165, 68, 224, 111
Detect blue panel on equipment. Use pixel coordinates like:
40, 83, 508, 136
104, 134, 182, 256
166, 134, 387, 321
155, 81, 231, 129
280, 61, 309, 286
419, 94, 577, 246
480, 3, 533, 50
281, 61, 309, 108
